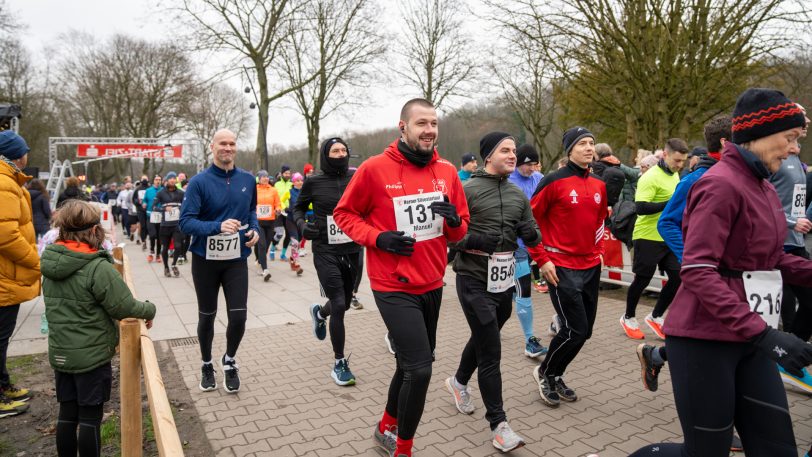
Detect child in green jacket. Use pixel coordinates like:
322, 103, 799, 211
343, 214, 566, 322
41, 200, 156, 457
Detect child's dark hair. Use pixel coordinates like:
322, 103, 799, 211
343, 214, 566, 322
52, 200, 106, 249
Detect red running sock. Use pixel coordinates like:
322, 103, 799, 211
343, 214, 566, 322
395, 437, 413, 456
379, 411, 397, 434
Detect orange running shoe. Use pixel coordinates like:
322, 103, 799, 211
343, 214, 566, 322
620, 315, 645, 339
644, 313, 666, 340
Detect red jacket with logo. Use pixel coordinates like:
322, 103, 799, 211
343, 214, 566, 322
527, 161, 607, 270
333, 139, 469, 293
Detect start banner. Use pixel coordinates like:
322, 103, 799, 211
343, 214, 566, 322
77, 144, 183, 159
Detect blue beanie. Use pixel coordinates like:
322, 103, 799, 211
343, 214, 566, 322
0, 131, 30, 160
164, 171, 177, 181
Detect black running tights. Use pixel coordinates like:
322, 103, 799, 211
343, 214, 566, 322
56, 401, 103, 457
375, 287, 442, 441
159, 226, 184, 267
625, 268, 681, 319
315, 252, 360, 359
629, 336, 798, 457
191, 254, 248, 362
256, 221, 276, 270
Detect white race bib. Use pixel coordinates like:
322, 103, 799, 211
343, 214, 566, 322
743, 270, 782, 329
791, 183, 806, 218
487, 252, 516, 293
108, 199, 117, 207
326, 215, 352, 244
138, 190, 146, 200
257, 205, 272, 218
149, 211, 162, 224
392, 191, 444, 242
164, 206, 180, 222
205, 232, 241, 260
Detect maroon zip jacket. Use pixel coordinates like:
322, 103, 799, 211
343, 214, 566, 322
664, 141, 812, 342
527, 161, 607, 270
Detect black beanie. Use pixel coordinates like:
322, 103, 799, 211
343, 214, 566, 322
516, 144, 540, 165
562, 126, 594, 156
479, 132, 514, 162
731, 88, 806, 144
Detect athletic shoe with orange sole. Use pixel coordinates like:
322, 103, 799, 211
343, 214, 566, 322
636, 343, 662, 392
620, 315, 645, 339
644, 313, 666, 340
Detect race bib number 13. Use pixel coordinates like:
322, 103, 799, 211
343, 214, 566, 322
743, 270, 782, 329
206, 232, 241, 260
392, 191, 443, 242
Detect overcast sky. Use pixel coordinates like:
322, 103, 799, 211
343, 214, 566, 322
12, 0, 408, 149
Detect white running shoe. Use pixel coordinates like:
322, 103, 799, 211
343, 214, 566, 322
445, 376, 475, 414
492, 421, 525, 452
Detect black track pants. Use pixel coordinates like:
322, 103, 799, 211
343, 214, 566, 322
374, 287, 442, 441
629, 336, 798, 457
454, 274, 513, 430
191, 254, 248, 362
540, 265, 600, 378
256, 221, 276, 270
56, 401, 104, 457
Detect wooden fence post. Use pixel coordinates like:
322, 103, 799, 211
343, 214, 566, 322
120, 318, 142, 457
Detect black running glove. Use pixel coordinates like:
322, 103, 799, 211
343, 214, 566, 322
465, 232, 501, 254
429, 195, 461, 228
376, 231, 416, 256
515, 220, 539, 244
751, 326, 812, 377
304, 222, 320, 240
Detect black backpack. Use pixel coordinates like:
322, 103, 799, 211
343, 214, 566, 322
608, 200, 636, 248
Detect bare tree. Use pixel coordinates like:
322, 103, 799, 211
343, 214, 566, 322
487, 0, 811, 154
184, 83, 253, 168
283, 0, 386, 165
177, 0, 319, 168
55, 33, 200, 179
395, 0, 478, 111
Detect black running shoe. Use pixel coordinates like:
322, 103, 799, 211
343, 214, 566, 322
554, 377, 578, 402
199, 363, 217, 391
730, 434, 743, 452
533, 366, 560, 407
164, 267, 171, 277
222, 356, 241, 393
636, 343, 663, 392
172, 266, 180, 277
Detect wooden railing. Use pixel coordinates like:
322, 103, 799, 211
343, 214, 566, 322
113, 246, 184, 457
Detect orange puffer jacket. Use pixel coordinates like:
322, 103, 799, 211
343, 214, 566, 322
0, 158, 40, 306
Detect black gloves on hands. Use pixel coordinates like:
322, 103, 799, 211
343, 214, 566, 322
465, 232, 501, 254
515, 220, 539, 244
303, 222, 320, 240
429, 195, 461, 228
751, 326, 812, 377
376, 231, 416, 256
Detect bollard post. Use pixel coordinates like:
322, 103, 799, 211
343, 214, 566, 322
120, 318, 143, 457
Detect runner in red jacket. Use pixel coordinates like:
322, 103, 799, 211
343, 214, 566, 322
333, 98, 469, 457
527, 126, 607, 408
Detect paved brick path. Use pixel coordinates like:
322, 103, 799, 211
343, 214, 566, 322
10, 232, 811, 456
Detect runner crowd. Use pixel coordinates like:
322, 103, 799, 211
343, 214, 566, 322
0, 88, 811, 457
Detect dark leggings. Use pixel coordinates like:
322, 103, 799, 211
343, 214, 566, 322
159, 225, 184, 266
630, 336, 798, 457
137, 211, 147, 242
277, 215, 291, 249
56, 401, 104, 457
531, 260, 541, 282
315, 252, 361, 359
353, 249, 364, 294
541, 265, 600, 377
148, 222, 161, 255
191, 254, 248, 362
121, 209, 130, 236
374, 287, 442, 441
256, 221, 276, 270
454, 275, 513, 430
516, 272, 532, 298
626, 268, 682, 318
784, 247, 812, 341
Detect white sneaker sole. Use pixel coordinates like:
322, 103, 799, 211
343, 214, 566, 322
222, 373, 240, 394
199, 382, 217, 392
331, 370, 356, 386
532, 366, 560, 407
493, 437, 525, 452
445, 377, 474, 414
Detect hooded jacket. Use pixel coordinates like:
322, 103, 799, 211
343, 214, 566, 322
41, 242, 155, 373
768, 153, 807, 249
591, 156, 626, 207
154, 186, 185, 227
657, 155, 718, 262
293, 144, 360, 255
507, 168, 542, 257
527, 160, 607, 269
333, 139, 469, 293
0, 156, 39, 306
452, 169, 540, 280
663, 142, 812, 342
256, 183, 281, 222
